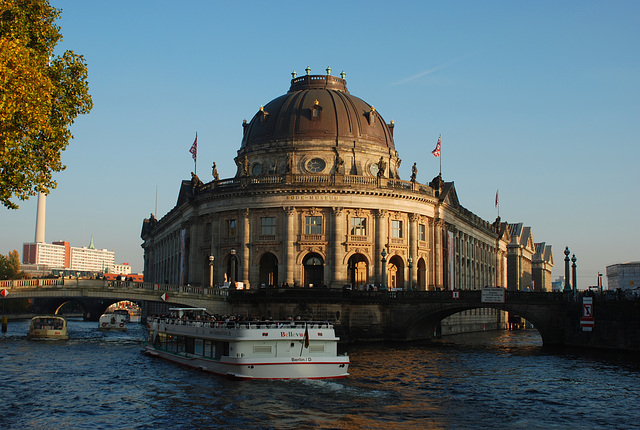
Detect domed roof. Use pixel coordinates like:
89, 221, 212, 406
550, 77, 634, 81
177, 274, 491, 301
240, 70, 395, 151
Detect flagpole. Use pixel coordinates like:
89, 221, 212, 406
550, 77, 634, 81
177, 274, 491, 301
194, 132, 198, 175
439, 134, 442, 176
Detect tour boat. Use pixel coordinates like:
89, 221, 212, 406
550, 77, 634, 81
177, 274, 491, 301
27, 315, 68, 340
144, 308, 349, 380
98, 313, 127, 331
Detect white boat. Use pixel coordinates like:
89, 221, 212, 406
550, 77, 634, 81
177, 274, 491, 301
98, 313, 127, 331
144, 308, 349, 380
27, 315, 68, 340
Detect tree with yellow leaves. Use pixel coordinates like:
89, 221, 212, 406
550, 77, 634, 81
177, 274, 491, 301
0, 0, 92, 209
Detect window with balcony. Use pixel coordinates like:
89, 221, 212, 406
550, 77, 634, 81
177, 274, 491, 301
305, 216, 322, 235
390, 220, 403, 239
261, 217, 276, 235
351, 217, 367, 236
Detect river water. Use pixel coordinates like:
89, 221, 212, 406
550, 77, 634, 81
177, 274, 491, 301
1, 319, 638, 429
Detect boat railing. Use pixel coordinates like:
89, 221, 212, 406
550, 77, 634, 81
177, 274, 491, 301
151, 317, 333, 330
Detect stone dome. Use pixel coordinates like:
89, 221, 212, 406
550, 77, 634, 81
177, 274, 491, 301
240, 70, 396, 151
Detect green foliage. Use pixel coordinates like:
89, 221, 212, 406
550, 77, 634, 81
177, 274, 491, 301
0, 0, 93, 209
0, 250, 23, 279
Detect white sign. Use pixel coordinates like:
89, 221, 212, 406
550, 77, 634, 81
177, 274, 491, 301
160, 293, 169, 301
0, 289, 8, 297
481, 287, 505, 303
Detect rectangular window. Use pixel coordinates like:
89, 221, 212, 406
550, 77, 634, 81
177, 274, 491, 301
419, 224, 426, 241
261, 217, 276, 235
309, 344, 325, 353
350, 217, 367, 236
305, 216, 322, 235
253, 345, 273, 354
391, 220, 403, 238
225, 219, 237, 238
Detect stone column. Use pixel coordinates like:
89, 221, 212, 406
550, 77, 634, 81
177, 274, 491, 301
241, 209, 250, 288
332, 207, 344, 288
283, 207, 297, 285
409, 213, 418, 289
374, 209, 387, 285
433, 219, 444, 290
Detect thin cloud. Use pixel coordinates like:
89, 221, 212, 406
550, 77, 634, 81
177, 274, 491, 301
391, 54, 476, 86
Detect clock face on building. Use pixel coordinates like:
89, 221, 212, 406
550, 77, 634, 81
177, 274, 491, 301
252, 163, 263, 176
370, 163, 379, 176
307, 158, 326, 173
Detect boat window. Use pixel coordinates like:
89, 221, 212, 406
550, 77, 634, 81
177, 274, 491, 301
309, 345, 325, 353
194, 339, 204, 356
253, 345, 272, 354
203, 340, 213, 358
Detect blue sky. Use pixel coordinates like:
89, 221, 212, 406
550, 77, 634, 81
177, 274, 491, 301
2, 1, 638, 287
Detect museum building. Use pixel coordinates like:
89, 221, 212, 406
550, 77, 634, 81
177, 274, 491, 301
140, 68, 553, 292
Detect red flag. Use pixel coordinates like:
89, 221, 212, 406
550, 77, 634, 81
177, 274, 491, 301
495, 189, 499, 207
189, 134, 197, 161
431, 136, 441, 157
303, 325, 309, 348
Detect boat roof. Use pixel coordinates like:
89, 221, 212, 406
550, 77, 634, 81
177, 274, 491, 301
169, 308, 208, 311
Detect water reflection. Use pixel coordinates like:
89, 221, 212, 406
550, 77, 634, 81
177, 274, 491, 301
1, 321, 639, 429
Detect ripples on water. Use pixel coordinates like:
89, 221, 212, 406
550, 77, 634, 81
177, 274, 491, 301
1, 320, 639, 429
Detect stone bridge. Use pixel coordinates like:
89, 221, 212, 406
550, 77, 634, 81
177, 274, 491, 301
0, 278, 230, 320
2, 279, 638, 350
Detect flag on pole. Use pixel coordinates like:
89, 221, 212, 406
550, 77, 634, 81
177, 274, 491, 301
431, 135, 441, 157
303, 325, 309, 348
189, 134, 198, 162
495, 189, 499, 208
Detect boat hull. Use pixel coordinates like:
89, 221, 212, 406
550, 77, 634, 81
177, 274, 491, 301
27, 329, 68, 340
143, 344, 349, 380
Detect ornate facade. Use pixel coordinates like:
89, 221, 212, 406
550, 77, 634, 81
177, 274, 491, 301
141, 69, 552, 291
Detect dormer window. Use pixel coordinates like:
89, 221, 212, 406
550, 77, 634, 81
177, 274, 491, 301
311, 99, 322, 121
367, 106, 376, 125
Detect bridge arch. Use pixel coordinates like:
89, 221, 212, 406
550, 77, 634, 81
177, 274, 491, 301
401, 302, 560, 345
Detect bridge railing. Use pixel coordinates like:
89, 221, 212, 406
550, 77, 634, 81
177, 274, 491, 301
0, 278, 64, 289
0, 278, 229, 299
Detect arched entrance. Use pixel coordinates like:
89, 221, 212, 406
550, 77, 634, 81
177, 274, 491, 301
259, 253, 278, 287
417, 258, 427, 290
303, 253, 324, 288
388, 255, 404, 289
347, 253, 368, 289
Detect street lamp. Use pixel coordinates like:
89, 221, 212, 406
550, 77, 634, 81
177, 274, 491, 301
408, 256, 413, 291
208, 255, 215, 288
563, 246, 571, 294
571, 254, 577, 297
381, 249, 387, 290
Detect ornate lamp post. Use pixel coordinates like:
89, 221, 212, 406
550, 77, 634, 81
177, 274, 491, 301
229, 249, 237, 286
571, 254, 577, 296
408, 256, 413, 290
381, 249, 387, 290
563, 247, 572, 294
208, 255, 215, 288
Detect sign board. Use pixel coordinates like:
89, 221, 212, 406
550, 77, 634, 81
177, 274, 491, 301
582, 297, 593, 318
580, 317, 594, 332
0, 289, 8, 297
160, 293, 169, 301
481, 287, 505, 303
452, 290, 460, 299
